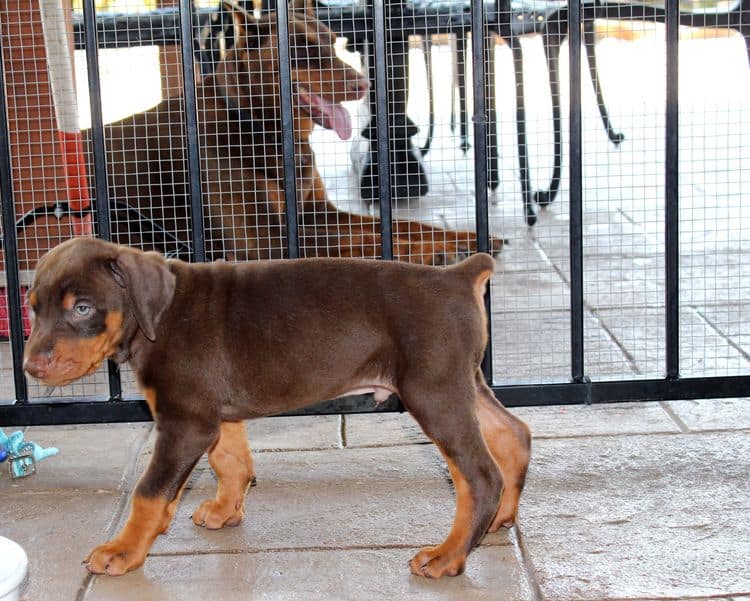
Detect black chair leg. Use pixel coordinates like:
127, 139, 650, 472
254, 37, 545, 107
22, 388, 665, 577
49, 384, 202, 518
457, 34, 470, 153
535, 19, 564, 209
510, 35, 536, 225
584, 17, 624, 146
418, 35, 436, 157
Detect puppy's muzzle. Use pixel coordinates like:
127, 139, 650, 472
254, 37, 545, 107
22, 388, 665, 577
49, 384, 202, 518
23, 352, 52, 381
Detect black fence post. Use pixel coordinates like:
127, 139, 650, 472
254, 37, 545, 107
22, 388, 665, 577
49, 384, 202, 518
0, 41, 29, 403
373, 0, 393, 260
665, 0, 680, 380
568, 0, 585, 386
472, 0, 493, 383
276, 0, 300, 259
83, 0, 122, 400
179, 0, 206, 263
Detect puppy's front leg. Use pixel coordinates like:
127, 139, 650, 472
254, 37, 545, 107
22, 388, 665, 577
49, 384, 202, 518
85, 419, 218, 576
192, 421, 256, 529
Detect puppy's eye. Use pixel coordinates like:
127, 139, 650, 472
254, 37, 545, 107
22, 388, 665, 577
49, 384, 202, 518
74, 303, 93, 317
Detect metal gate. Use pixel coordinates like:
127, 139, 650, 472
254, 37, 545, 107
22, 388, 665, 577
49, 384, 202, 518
1, 0, 749, 426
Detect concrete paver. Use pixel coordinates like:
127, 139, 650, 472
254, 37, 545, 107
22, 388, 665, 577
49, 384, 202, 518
666, 397, 750, 432
512, 401, 680, 438
146, 444, 471, 554
344, 412, 429, 447
11, 423, 151, 492
1, 492, 122, 601
1, 401, 748, 601
87, 546, 533, 601
518, 430, 750, 600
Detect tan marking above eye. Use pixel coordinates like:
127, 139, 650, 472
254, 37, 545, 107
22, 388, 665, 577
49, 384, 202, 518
28, 290, 38, 309
62, 292, 77, 311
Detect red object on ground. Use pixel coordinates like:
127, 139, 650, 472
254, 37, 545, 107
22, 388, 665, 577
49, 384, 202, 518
0, 287, 31, 339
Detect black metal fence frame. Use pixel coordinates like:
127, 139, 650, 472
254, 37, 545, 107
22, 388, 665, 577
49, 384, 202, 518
1, 0, 749, 426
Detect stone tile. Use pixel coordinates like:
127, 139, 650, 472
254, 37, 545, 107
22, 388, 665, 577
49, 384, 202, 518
490, 270, 570, 313
135, 416, 341, 474
1, 423, 150, 492
592, 306, 750, 379
535, 209, 660, 265
582, 254, 664, 309
344, 412, 429, 447
666, 398, 750, 432
518, 431, 750, 600
0, 491, 120, 601
245, 415, 342, 451
88, 545, 532, 601
696, 304, 750, 358
680, 253, 750, 306
491, 310, 636, 383
490, 233, 551, 273
140, 445, 507, 554
513, 401, 679, 438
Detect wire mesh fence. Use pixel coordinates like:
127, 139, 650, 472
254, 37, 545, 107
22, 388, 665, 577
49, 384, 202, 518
0, 0, 749, 424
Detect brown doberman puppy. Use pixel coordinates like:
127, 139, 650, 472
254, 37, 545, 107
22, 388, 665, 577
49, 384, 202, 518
96, 1, 504, 264
23, 237, 530, 578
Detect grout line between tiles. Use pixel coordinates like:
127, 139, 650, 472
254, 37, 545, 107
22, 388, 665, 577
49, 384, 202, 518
529, 237, 643, 378
691, 305, 750, 363
602, 595, 749, 601
659, 400, 690, 433
76, 422, 155, 601
508, 526, 545, 601
339, 413, 347, 448
146, 538, 514, 560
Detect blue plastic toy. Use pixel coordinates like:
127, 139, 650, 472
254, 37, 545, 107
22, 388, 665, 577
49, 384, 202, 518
0, 428, 58, 479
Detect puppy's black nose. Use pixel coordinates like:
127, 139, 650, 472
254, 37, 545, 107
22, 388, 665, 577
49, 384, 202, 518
23, 354, 50, 380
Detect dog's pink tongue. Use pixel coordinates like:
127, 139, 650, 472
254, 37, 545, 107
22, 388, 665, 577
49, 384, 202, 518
313, 93, 352, 140
330, 103, 352, 141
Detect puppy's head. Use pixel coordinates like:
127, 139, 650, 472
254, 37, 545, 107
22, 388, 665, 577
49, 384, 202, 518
23, 238, 176, 387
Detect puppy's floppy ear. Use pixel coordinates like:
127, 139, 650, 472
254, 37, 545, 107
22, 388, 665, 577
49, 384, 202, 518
109, 250, 176, 342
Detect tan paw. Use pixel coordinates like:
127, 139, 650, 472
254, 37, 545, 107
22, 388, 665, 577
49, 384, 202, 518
192, 499, 244, 529
409, 545, 466, 578
488, 512, 516, 533
84, 540, 146, 576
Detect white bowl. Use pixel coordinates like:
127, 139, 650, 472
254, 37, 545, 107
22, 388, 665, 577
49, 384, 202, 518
0, 537, 28, 601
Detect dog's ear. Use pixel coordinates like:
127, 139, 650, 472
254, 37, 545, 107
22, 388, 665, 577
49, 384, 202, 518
222, 0, 275, 50
289, 0, 316, 18
212, 5, 275, 110
108, 250, 176, 342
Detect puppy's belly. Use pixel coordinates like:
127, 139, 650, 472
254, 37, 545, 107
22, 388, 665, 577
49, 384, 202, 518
218, 382, 398, 421
335, 385, 396, 404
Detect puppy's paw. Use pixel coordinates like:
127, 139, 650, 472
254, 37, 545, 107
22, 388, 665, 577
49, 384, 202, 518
488, 512, 516, 532
84, 540, 146, 576
192, 499, 244, 529
409, 545, 466, 578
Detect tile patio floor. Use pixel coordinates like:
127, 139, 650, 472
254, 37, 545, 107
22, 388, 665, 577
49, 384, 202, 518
1, 399, 749, 600
1, 21, 749, 601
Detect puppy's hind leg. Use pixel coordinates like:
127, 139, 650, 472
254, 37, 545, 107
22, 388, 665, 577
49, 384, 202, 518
402, 381, 503, 578
474, 372, 531, 531
193, 421, 256, 529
